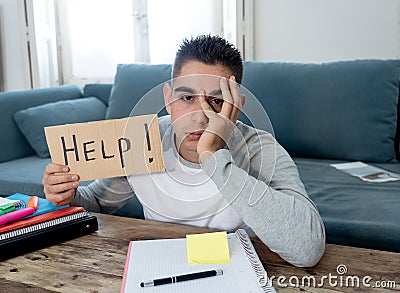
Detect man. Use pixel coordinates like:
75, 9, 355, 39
43, 35, 325, 267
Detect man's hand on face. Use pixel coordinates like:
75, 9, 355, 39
197, 75, 242, 163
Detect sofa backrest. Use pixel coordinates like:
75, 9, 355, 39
0, 85, 82, 163
106, 63, 172, 119
84, 60, 400, 163
242, 60, 400, 163
83, 65, 172, 120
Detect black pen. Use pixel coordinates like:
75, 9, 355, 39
140, 269, 223, 287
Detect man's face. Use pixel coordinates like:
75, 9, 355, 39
163, 61, 233, 162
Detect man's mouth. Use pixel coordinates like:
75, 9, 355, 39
186, 130, 204, 140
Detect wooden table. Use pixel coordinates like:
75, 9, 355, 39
0, 213, 399, 292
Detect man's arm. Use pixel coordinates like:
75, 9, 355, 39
202, 128, 326, 267
72, 176, 134, 214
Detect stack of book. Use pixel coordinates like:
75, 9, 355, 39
0, 193, 98, 260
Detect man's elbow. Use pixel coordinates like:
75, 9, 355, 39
289, 230, 326, 267
293, 242, 325, 267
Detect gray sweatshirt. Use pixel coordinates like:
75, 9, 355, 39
73, 115, 325, 267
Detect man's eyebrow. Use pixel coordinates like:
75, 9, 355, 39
209, 89, 222, 96
173, 86, 196, 94
173, 86, 222, 96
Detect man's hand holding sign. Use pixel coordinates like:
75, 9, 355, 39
43, 114, 164, 206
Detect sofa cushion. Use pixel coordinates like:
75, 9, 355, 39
83, 83, 113, 106
0, 155, 144, 218
0, 156, 92, 197
0, 85, 82, 163
113, 196, 144, 219
106, 63, 171, 119
294, 158, 400, 252
0, 156, 52, 196
242, 60, 400, 163
14, 97, 107, 158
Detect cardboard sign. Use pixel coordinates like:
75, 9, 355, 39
45, 114, 165, 181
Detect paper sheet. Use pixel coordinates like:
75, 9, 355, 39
0, 198, 13, 206
331, 161, 400, 183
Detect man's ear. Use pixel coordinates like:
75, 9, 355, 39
163, 83, 172, 115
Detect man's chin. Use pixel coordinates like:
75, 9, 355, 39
178, 139, 198, 153
184, 139, 199, 150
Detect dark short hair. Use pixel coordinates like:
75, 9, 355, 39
172, 35, 243, 84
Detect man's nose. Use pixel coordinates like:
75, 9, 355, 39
191, 99, 209, 125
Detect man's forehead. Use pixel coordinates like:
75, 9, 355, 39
172, 74, 223, 93
177, 60, 233, 78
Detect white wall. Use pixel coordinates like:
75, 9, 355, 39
254, 0, 400, 62
0, 0, 31, 91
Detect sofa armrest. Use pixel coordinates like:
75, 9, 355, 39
83, 83, 113, 106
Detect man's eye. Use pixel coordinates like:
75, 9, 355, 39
181, 95, 194, 101
210, 98, 224, 105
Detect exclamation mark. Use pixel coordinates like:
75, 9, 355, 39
144, 123, 153, 163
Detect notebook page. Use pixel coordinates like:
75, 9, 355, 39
123, 234, 263, 292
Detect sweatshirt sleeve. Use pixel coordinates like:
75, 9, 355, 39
72, 176, 134, 214
202, 129, 326, 267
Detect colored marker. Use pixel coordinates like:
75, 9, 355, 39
0, 207, 35, 226
0, 200, 25, 216
27, 196, 39, 211
0, 203, 16, 216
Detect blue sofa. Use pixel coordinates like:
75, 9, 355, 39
0, 60, 399, 253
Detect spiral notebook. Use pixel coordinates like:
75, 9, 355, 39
0, 206, 98, 260
121, 229, 275, 293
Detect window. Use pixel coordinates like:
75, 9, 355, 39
147, 0, 223, 64
56, 0, 135, 85
30, 0, 253, 86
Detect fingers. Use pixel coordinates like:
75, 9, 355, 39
220, 77, 234, 117
199, 90, 217, 119
220, 76, 241, 121
46, 173, 78, 186
228, 76, 242, 115
43, 163, 79, 206
46, 189, 77, 206
45, 181, 79, 194
45, 163, 69, 175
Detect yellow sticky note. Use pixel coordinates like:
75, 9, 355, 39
186, 231, 230, 264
